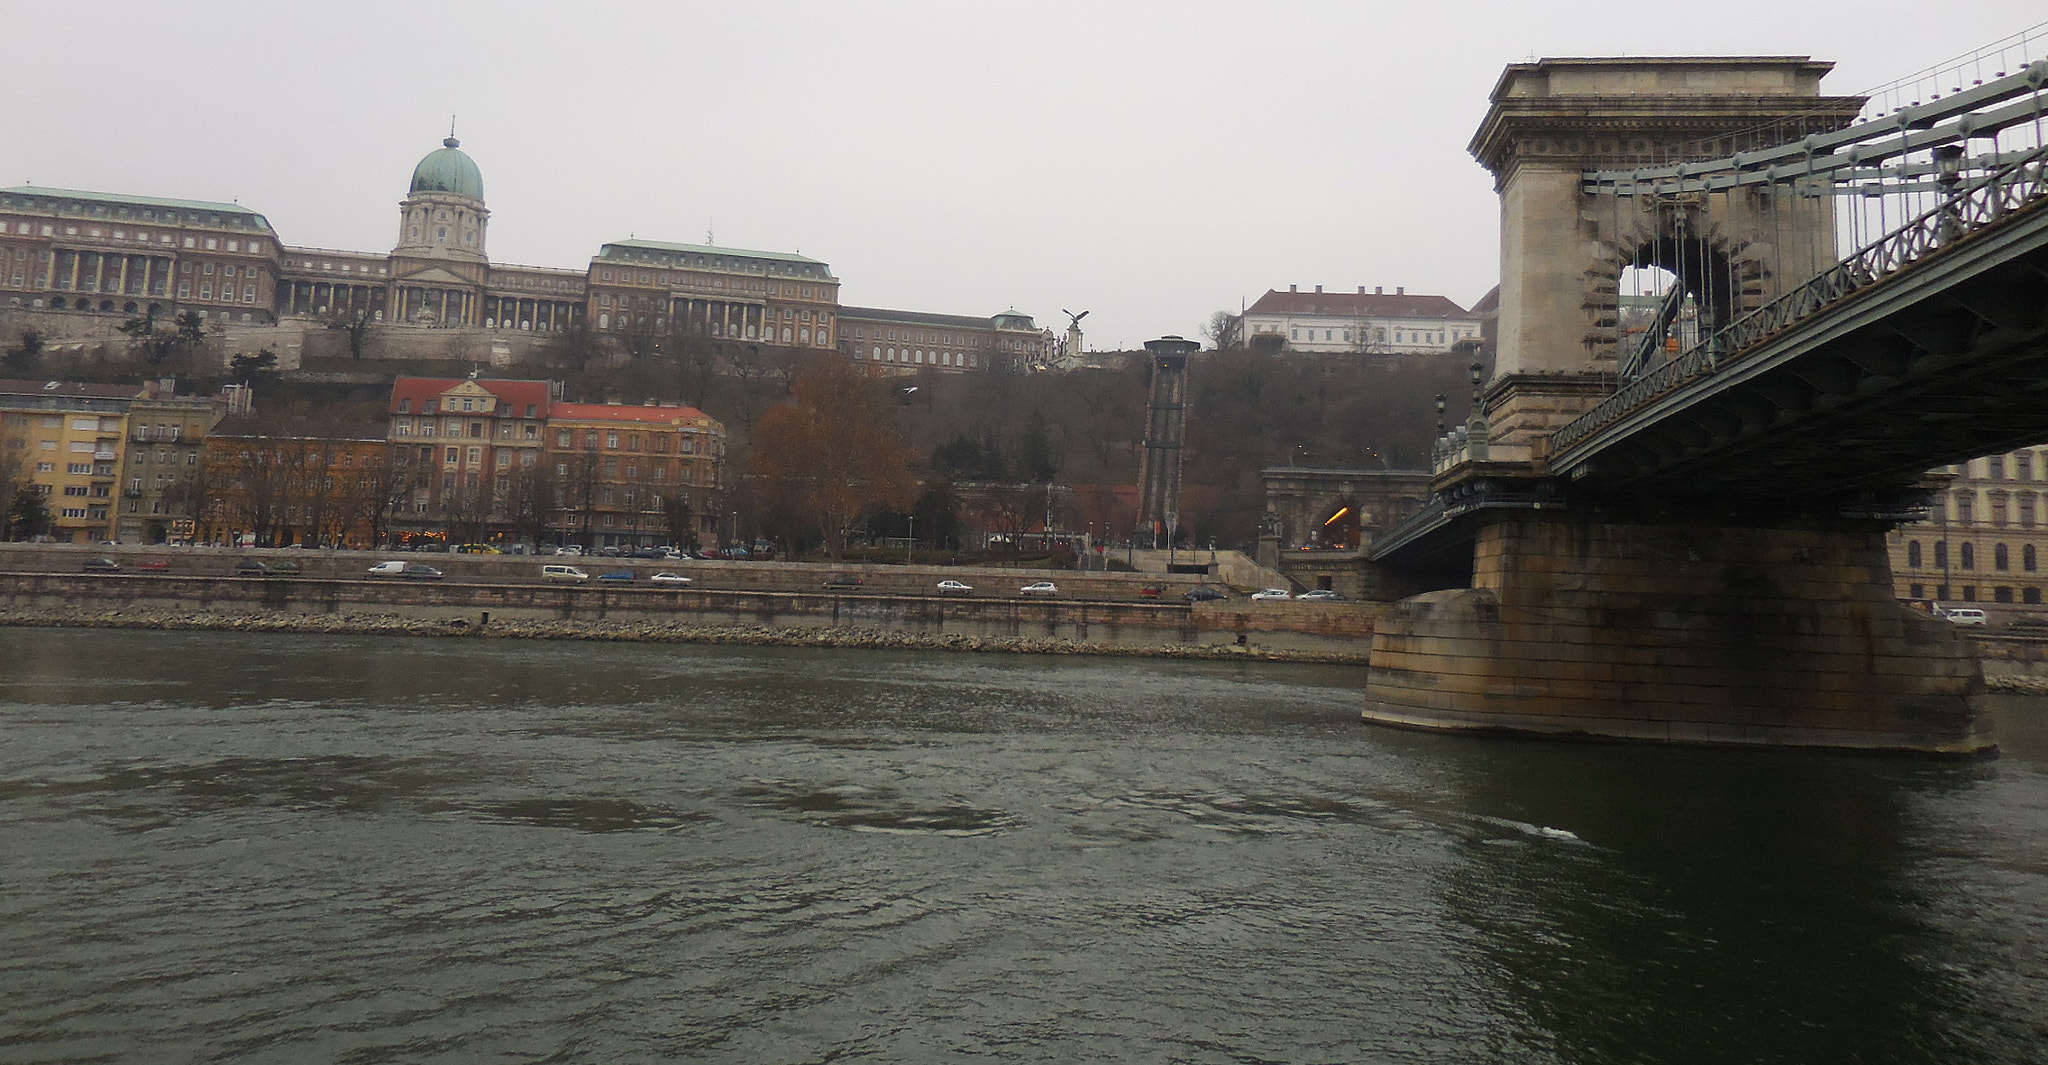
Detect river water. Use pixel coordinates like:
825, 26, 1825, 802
0, 628, 2043, 1064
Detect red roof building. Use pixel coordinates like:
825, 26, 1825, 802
544, 401, 727, 550
384, 376, 555, 543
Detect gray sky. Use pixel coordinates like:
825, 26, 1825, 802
6, 2, 2042, 348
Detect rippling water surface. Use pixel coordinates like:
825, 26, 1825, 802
1, 629, 2044, 1063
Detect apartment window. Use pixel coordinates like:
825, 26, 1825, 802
2019, 453, 2036, 480
1908, 541, 1922, 568
606, 431, 620, 449
1935, 542, 1949, 568
1996, 543, 2010, 570
2028, 544, 2039, 572
1961, 543, 1975, 570
1956, 494, 1975, 524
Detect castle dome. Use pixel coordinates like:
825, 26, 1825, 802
409, 136, 483, 200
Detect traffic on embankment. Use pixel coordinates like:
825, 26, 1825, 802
0, 543, 1379, 662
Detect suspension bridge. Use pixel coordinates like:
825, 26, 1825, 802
1362, 30, 2048, 754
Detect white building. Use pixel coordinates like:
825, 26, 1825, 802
1241, 285, 1480, 354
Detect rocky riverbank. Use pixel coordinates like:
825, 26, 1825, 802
0, 607, 1373, 666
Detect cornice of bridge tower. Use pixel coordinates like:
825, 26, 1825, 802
1469, 56, 1865, 187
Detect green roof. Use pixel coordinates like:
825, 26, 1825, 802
601, 238, 827, 267
409, 137, 484, 200
0, 185, 271, 228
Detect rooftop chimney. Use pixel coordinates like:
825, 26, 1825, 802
1358, 286, 1366, 294
1375, 286, 1383, 295
1289, 284, 1297, 293
1397, 286, 1405, 295
1314, 285, 1323, 293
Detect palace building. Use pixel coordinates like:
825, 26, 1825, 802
2, 136, 965, 359
836, 306, 1052, 373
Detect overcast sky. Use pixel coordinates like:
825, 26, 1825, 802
6, 2, 2041, 348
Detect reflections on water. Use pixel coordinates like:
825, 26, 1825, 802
0, 628, 2043, 1064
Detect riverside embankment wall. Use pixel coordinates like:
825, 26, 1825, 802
0, 569, 1378, 655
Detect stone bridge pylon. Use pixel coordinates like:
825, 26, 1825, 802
1469, 56, 1861, 462
1362, 57, 1995, 755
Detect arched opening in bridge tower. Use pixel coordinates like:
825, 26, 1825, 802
1310, 502, 1360, 550
1618, 236, 1738, 377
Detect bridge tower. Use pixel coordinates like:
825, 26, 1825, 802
1362, 57, 1999, 755
1469, 57, 1862, 461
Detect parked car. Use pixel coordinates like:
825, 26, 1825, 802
937, 579, 973, 594
824, 575, 864, 589
649, 571, 692, 584
1020, 581, 1059, 596
597, 570, 635, 581
553, 545, 585, 557
1184, 586, 1230, 602
368, 560, 443, 580
1296, 589, 1348, 601
541, 564, 589, 581
1251, 588, 1293, 601
81, 557, 121, 572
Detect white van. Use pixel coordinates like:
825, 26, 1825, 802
1939, 606, 1988, 626
541, 564, 589, 582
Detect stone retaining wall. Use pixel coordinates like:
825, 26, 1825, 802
0, 568, 1382, 656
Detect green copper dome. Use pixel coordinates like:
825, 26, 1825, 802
409, 136, 483, 200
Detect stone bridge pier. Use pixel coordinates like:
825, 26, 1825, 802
1361, 55, 1997, 754
1363, 512, 1991, 753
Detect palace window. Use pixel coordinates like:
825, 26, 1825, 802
1996, 543, 2010, 570
1961, 543, 1976, 569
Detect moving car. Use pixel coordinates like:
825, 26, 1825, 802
81, 557, 121, 572
1020, 581, 1059, 596
597, 570, 635, 581
368, 560, 443, 580
1939, 606, 1988, 626
1140, 585, 1164, 599
1250, 588, 1293, 601
1184, 586, 1229, 602
234, 559, 290, 576
936, 579, 973, 594
541, 564, 589, 581
823, 575, 864, 589
649, 572, 692, 584
1296, 589, 1348, 601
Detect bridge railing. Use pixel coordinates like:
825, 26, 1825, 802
1552, 142, 2048, 458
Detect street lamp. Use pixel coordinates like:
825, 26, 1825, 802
907, 513, 914, 567
1434, 393, 1448, 434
